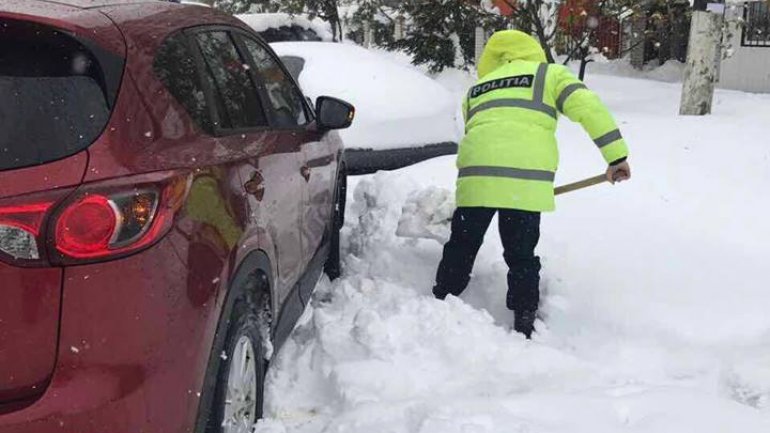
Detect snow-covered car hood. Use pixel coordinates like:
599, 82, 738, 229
270, 42, 461, 151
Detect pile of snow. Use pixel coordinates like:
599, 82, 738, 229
395, 187, 454, 244
236, 13, 333, 42
256, 58, 770, 432
271, 42, 461, 150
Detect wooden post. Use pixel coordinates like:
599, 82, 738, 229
474, 26, 486, 66
394, 16, 405, 41
630, 14, 647, 69
680, 10, 724, 115
363, 21, 373, 48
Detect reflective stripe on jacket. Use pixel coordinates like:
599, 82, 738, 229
456, 30, 629, 212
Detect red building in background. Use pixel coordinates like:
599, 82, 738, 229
489, 0, 623, 58
559, 0, 623, 58
492, 0, 516, 16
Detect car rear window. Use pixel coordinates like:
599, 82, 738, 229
0, 19, 122, 171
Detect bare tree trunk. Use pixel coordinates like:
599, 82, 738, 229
526, 0, 556, 63
579, 53, 593, 80
680, 10, 723, 115
323, 0, 342, 42
502, 0, 556, 63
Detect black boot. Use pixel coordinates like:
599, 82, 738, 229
513, 310, 536, 339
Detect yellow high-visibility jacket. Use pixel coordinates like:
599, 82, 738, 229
457, 30, 629, 212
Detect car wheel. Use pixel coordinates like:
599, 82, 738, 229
211, 292, 268, 433
324, 168, 346, 280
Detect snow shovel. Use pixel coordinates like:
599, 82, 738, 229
554, 174, 608, 196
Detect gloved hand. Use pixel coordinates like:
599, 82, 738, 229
606, 160, 631, 184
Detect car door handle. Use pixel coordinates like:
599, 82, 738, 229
300, 165, 311, 182
244, 171, 265, 201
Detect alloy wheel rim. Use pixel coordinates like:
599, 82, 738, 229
223, 335, 258, 433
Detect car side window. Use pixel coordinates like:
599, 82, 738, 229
154, 32, 212, 134
194, 31, 267, 130
240, 36, 308, 128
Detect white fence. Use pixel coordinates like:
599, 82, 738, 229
719, 1, 770, 93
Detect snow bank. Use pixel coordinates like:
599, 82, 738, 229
236, 13, 333, 42
257, 59, 770, 432
556, 55, 686, 83
271, 42, 461, 150
586, 58, 685, 83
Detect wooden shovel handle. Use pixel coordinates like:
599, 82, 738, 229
554, 174, 607, 196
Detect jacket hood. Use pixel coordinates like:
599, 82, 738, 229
477, 30, 547, 78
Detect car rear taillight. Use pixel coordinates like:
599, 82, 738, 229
49, 174, 190, 264
0, 172, 190, 267
55, 191, 157, 259
0, 202, 54, 262
55, 195, 117, 257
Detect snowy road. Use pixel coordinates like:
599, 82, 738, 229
256, 69, 770, 432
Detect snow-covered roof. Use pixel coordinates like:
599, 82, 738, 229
236, 13, 334, 42
180, 1, 211, 7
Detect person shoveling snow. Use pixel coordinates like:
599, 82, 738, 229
432, 30, 632, 339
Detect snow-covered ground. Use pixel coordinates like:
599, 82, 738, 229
582, 58, 685, 83
256, 62, 770, 432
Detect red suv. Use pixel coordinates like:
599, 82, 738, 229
0, 1, 352, 432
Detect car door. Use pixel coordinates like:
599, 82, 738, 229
188, 28, 306, 305
235, 34, 335, 270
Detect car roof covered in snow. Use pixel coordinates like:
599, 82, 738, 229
237, 13, 334, 42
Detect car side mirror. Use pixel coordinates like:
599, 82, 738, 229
315, 96, 354, 131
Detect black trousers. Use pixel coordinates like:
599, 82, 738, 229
433, 207, 542, 312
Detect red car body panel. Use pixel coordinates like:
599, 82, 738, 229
0, 1, 343, 431
0, 265, 62, 404
0, 153, 87, 199
1, 238, 222, 431
0, 0, 126, 406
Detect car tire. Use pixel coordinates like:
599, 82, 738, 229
210, 288, 269, 433
324, 168, 346, 280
